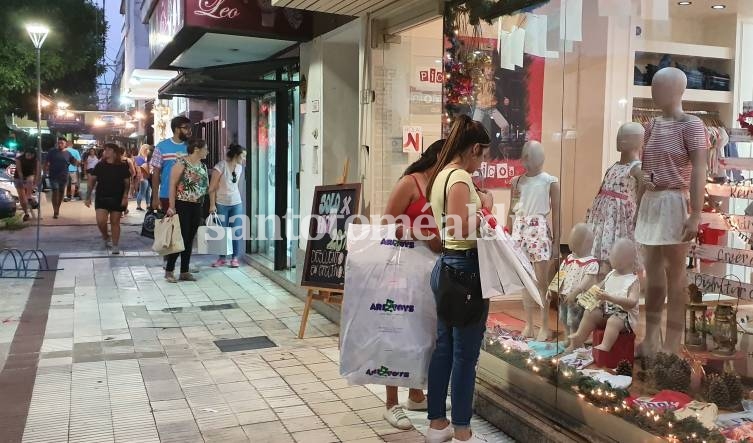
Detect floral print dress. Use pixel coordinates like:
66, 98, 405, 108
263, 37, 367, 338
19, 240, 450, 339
176, 158, 209, 203
585, 160, 640, 262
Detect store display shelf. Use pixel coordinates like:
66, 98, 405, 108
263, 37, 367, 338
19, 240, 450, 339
634, 40, 734, 59
632, 85, 732, 103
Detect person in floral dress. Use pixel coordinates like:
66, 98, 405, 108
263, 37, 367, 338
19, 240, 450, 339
585, 122, 648, 274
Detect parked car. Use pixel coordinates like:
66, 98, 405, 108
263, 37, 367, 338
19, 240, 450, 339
0, 154, 14, 177
0, 188, 16, 218
0, 170, 18, 201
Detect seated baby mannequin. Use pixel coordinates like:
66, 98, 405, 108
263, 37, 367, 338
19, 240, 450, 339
548, 223, 599, 346
566, 239, 640, 353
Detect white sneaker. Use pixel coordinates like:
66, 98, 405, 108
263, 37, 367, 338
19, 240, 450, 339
452, 433, 487, 443
383, 405, 412, 430
111, 246, 120, 255
425, 423, 454, 443
404, 397, 428, 411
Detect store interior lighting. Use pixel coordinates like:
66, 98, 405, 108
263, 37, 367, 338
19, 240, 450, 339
711, 4, 726, 8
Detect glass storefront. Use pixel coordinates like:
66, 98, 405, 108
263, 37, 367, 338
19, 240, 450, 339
370, 1, 753, 441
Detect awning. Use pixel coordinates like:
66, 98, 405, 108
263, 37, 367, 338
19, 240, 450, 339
158, 58, 299, 100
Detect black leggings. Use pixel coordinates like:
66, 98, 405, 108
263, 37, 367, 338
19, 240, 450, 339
166, 200, 202, 273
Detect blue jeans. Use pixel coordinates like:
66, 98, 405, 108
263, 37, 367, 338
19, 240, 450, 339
427, 254, 489, 428
216, 203, 243, 259
136, 179, 151, 207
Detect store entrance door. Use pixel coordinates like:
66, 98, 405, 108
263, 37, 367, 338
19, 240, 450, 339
248, 86, 297, 271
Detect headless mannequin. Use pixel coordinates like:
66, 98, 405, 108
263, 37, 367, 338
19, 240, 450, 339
637, 67, 707, 356
567, 239, 640, 352
552, 223, 598, 345
507, 142, 561, 341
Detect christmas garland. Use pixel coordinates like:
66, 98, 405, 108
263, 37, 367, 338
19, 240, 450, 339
488, 341, 726, 442
445, 0, 550, 26
739, 110, 753, 137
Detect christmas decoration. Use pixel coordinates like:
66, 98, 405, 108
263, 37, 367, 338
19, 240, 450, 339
706, 374, 730, 407
616, 360, 633, 377
739, 110, 753, 137
646, 352, 692, 393
445, 0, 550, 26
721, 372, 744, 407
486, 340, 726, 442
711, 302, 738, 356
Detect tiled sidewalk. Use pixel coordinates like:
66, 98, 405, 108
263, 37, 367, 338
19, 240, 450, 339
4, 254, 513, 443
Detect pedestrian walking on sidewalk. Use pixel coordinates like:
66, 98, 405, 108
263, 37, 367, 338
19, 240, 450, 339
379, 139, 444, 431
208, 143, 245, 268
135, 144, 152, 211
14, 147, 39, 221
45, 137, 77, 219
425, 115, 492, 443
121, 148, 137, 216
84, 147, 99, 179
85, 143, 131, 255
65, 144, 82, 201
164, 138, 209, 283
151, 116, 191, 268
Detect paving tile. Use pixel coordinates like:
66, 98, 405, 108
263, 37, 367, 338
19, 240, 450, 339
266, 395, 305, 409
291, 428, 339, 443
320, 411, 365, 428
235, 408, 277, 426
280, 415, 327, 433
344, 396, 386, 411
241, 420, 292, 442
355, 406, 387, 424
228, 399, 270, 414
332, 424, 378, 441
201, 426, 249, 442
308, 400, 351, 416
274, 404, 314, 420
258, 386, 296, 399
335, 386, 375, 400
249, 377, 287, 390
299, 390, 341, 404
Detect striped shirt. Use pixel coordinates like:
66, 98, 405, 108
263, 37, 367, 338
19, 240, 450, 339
150, 138, 187, 199
641, 117, 708, 190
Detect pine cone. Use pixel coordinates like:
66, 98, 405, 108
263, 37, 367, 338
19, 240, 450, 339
667, 360, 692, 393
653, 366, 669, 390
723, 372, 744, 406
706, 374, 730, 406
616, 360, 633, 377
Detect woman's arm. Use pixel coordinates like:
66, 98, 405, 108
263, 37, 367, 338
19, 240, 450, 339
446, 182, 477, 239
208, 167, 223, 213
506, 176, 518, 232
168, 162, 185, 215
383, 177, 414, 225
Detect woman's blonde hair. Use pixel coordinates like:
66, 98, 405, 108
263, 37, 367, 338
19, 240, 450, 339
139, 144, 151, 157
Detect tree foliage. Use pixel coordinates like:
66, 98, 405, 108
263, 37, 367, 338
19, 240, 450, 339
0, 0, 107, 120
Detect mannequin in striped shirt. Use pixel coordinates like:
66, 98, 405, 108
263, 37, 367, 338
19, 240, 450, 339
635, 67, 708, 357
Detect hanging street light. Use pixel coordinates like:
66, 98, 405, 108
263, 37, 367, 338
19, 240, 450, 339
26, 23, 49, 250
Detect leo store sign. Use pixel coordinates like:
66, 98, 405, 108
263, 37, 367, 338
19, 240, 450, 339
184, 0, 312, 39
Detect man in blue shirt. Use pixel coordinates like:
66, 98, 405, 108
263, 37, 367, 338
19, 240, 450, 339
150, 116, 192, 211
45, 137, 78, 219
65, 145, 82, 201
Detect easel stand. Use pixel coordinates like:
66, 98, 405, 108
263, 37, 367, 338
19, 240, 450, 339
298, 287, 343, 339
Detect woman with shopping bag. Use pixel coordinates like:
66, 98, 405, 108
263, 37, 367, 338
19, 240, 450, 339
377, 139, 444, 430
164, 139, 209, 283
425, 115, 492, 443
208, 143, 246, 268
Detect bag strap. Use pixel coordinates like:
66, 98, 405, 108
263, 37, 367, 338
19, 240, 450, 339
440, 169, 459, 260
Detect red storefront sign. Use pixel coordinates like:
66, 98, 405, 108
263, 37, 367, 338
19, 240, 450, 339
184, 0, 312, 39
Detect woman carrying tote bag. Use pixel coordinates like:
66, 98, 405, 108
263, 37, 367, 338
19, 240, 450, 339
164, 139, 209, 283
424, 115, 493, 443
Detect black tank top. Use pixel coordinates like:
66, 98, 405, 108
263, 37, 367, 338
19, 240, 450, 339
15, 155, 36, 178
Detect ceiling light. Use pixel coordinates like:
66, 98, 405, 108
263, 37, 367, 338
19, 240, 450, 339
677, 1, 691, 5
711, 4, 726, 9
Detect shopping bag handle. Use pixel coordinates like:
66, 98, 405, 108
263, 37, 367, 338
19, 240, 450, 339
206, 212, 223, 227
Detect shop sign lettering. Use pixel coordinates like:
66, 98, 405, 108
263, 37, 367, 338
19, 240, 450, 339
700, 212, 753, 233
194, 0, 240, 19
687, 270, 753, 300
706, 183, 753, 200
418, 68, 443, 84
692, 244, 753, 268
477, 161, 516, 179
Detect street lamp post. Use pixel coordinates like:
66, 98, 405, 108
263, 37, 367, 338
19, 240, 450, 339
26, 24, 49, 251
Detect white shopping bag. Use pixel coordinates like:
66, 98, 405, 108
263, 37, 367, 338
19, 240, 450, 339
340, 224, 438, 389
197, 213, 233, 255
152, 216, 185, 256
477, 211, 541, 306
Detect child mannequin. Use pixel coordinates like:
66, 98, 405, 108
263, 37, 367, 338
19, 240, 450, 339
567, 239, 640, 353
507, 141, 561, 341
586, 122, 649, 276
549, 223, 599, 345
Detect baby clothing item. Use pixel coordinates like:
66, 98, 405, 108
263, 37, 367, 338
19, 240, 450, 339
552, 254, 599, 332
585, 160, 640, 262
511, 172, 558, 263
601, 270, 639, 332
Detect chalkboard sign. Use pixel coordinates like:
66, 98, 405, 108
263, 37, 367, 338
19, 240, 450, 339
301, 183, 362, 290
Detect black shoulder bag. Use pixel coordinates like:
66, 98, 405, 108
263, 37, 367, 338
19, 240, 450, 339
436, 169, 485, 327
